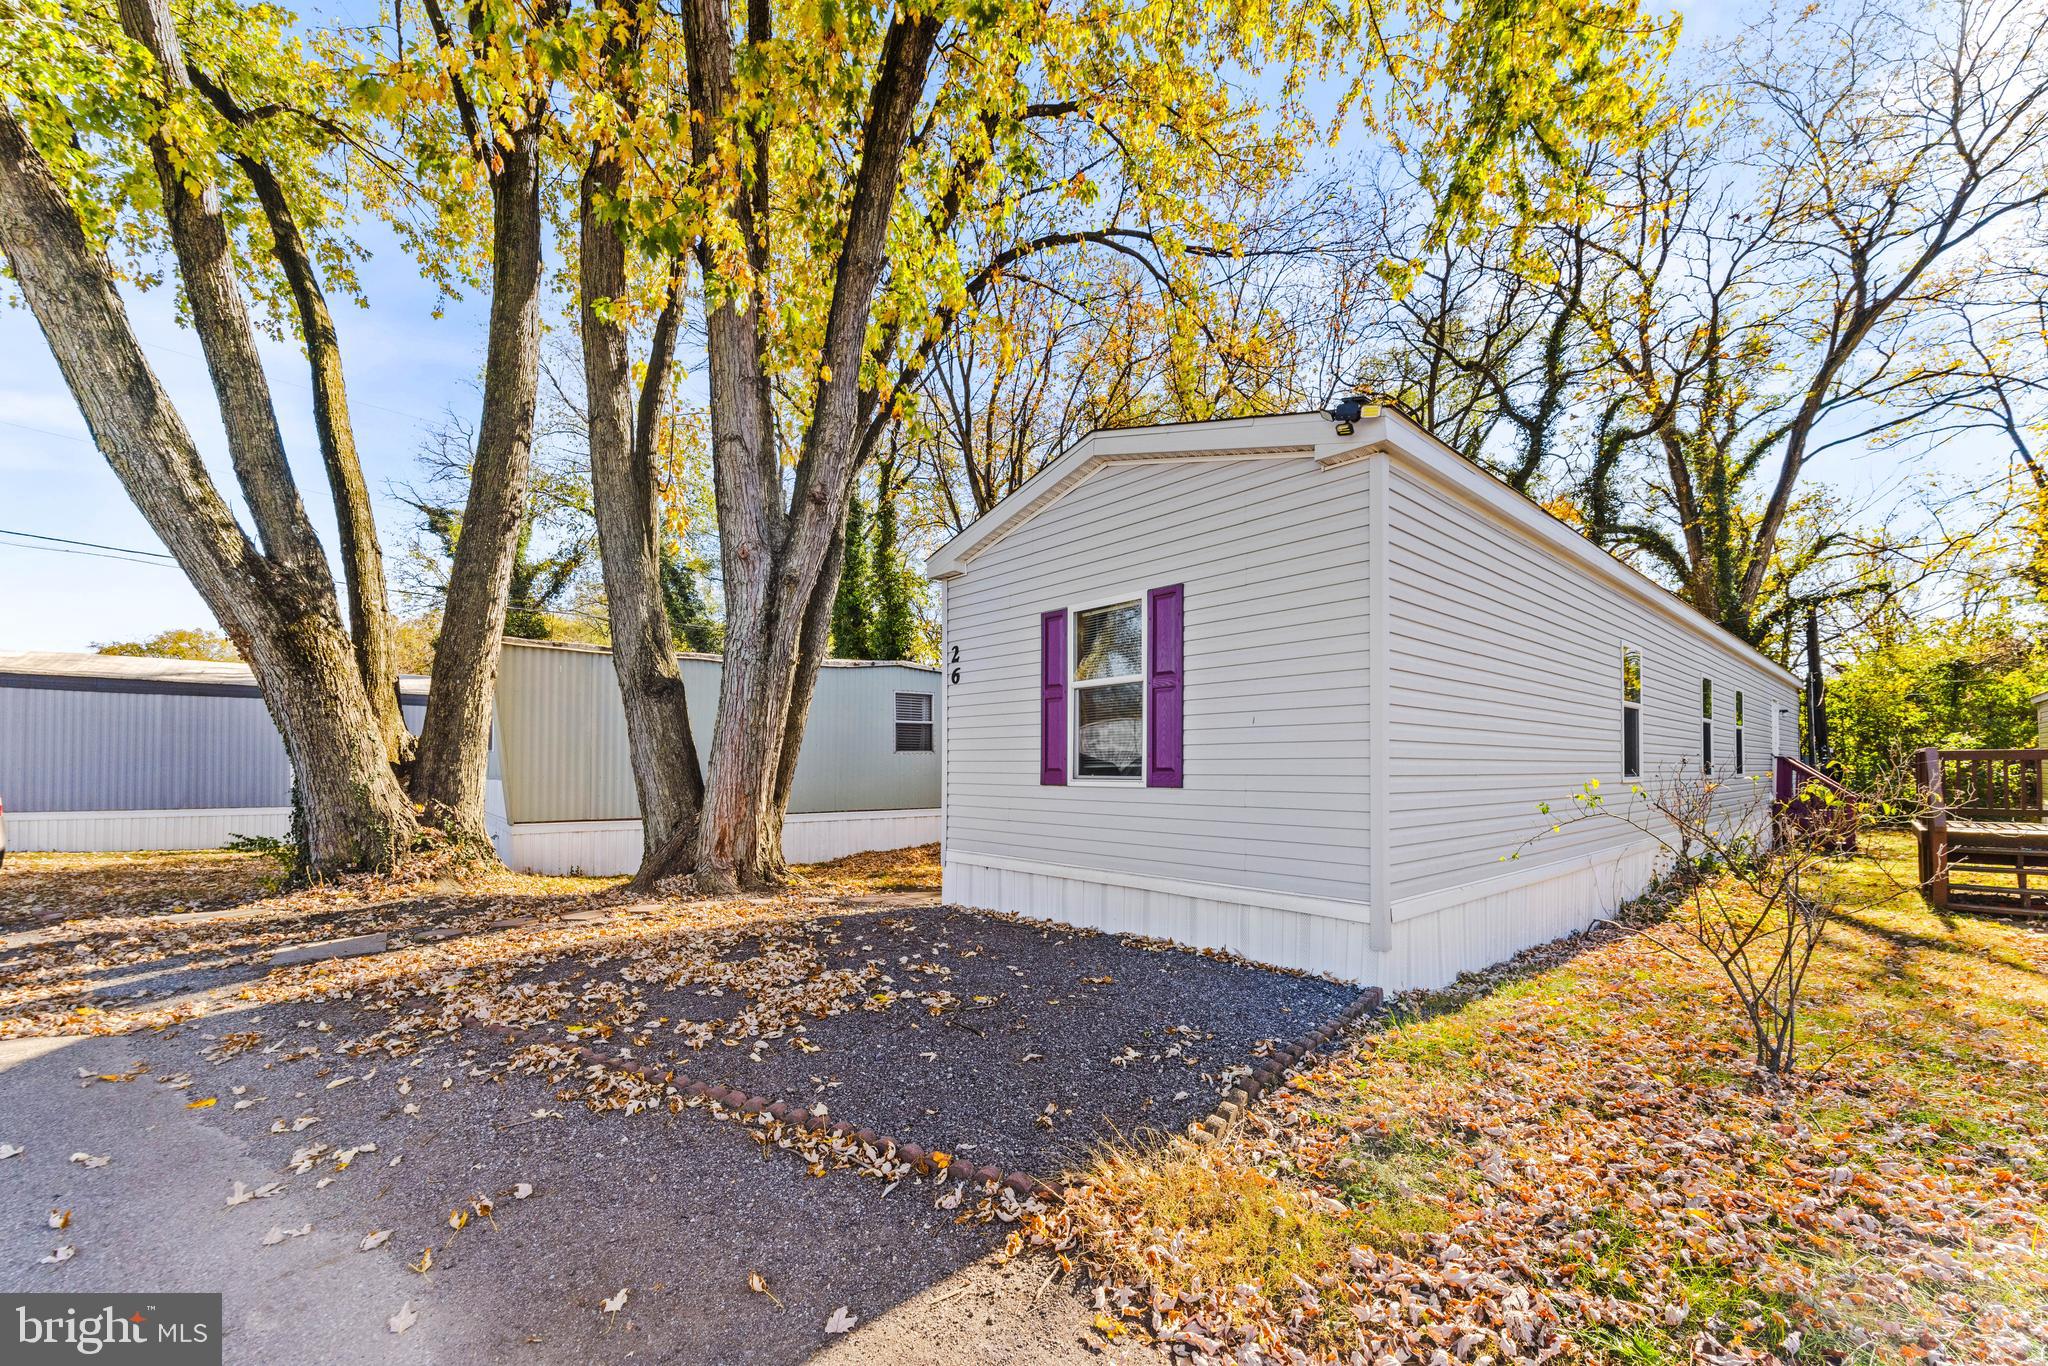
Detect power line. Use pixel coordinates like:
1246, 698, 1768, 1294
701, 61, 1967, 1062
0, 416, 93, 445
0, 537, 179, 568
0, 527, 175, 559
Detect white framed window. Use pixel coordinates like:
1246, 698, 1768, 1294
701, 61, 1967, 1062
1621, 647, 1642, 779
1701, 678, 1714, 775
1734, 690, 1745, 774
894, 692, 933, 752
1072, 598, 1144, 779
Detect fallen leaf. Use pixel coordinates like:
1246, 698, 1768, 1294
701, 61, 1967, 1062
40, 1245, 76, 1265
601, 1288, 629, 1314
512, 1183, 533, 1200
360, 1229, 393, 1251
187, 1097, 217, 1109
388, 1302, 417, 1335
824, 1306, 858, 1334
261, 1224, 312, 1246
0, 1144, 22, 1159
748, 1270, 783, 1308
48, 1209, 70, 1230
68, 1153, 110, 1169
409, 1247, 433, 1274
1092, 1314, 1125, 1340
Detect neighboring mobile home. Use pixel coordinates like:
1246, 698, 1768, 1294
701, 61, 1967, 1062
926, 405, 1801, 990
489, 640, 939, 872
0, 639, 939, 871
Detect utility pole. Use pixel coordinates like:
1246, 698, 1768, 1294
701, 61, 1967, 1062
1803, 606, 1831, 774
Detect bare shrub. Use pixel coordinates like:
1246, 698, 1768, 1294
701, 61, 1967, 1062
1524, 763, 1918, 1077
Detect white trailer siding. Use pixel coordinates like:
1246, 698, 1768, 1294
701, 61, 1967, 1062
942, 456, 1373, 907
1384, 459, 1798, 903
1376, 458, 1800, 986
931, 408, 1803, 990
492, 640, 940, 821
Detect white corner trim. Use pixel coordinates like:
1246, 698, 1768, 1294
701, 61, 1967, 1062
1317, 439, 1391, 470
943, 850, 1376, 927
1366, 446, 1393, 953
1388, 840, 1667, 924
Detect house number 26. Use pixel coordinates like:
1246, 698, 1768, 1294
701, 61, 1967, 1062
948, 645, 961, 685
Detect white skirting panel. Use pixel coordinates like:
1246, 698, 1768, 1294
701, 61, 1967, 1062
943, 841, 1665, 990
7, 807, 291, 853
7, 804, 939, 877
943, 853, 1383, 984
504, 809, 942, 876
1377, 844, 1662, 990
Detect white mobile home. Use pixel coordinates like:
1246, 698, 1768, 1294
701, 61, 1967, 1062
927, 406, 1801, 990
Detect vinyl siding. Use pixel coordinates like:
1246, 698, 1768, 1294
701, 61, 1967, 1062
1383, 461, 1800, 903
942, 457, 1373, 902
493, 641, 941, 823
0, 682, 293, 811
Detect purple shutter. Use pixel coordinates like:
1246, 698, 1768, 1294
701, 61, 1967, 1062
1147, 584, 1184, 788
1039, 609, 1067, 785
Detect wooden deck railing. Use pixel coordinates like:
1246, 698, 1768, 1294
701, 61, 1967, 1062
1919, 747, 2045, 821
1914, 746, 2048, 917
1774, 754, 1857, 851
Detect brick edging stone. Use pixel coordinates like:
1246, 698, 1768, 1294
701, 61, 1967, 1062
1187, 986, 1383, 1142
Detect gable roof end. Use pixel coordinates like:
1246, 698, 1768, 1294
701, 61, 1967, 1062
922, 408, 1799, 689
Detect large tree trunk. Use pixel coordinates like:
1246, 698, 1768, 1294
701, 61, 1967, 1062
187, 66, 410, 766
579, 161, 705, 886
410, 131, 545, 848
243, 172, 409, 764
0, 104, 416, 874
674, 5, 939, 890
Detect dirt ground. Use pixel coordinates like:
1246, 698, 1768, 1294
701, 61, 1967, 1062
0, 847, 1362, 1363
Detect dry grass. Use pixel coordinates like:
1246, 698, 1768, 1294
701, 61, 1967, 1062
1038, 834, 2048, 1363
789, 842, 942, 896
0, 849, 282, 927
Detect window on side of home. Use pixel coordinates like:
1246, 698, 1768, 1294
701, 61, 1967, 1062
1621, 648, 1642, 779
1073, 600, 1144, 779
1734, 689, 1745, 774
894, 691, 934, 752
1701, 677, 1714, 775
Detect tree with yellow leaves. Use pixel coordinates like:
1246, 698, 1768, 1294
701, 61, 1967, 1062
564, 0, 1679, 887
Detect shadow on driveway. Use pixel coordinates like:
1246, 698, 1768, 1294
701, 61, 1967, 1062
0, 892, 1365, 1363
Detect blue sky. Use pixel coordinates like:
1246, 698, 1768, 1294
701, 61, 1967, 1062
0, 0, 1998, 651
0, 206, 495, 650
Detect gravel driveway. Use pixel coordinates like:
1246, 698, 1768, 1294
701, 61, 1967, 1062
1, 869, 1366, 1363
